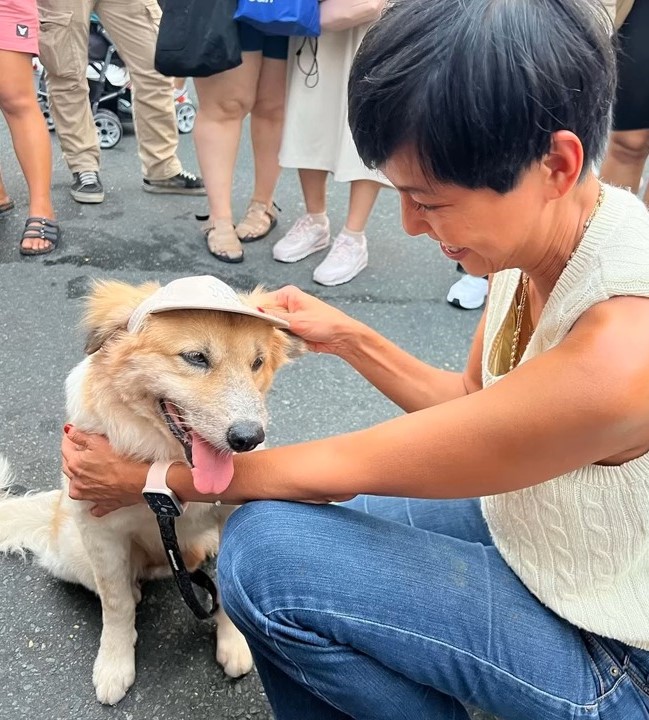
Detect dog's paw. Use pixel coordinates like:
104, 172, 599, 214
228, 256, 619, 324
93, 648, 136, 705
216, 625, 254, 678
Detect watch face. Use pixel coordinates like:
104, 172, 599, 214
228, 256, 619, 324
143, 491, 183, 517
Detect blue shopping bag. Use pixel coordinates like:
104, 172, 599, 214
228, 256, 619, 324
234, 0, 320, 37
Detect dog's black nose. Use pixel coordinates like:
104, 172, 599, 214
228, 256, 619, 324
227, 421, 265, 452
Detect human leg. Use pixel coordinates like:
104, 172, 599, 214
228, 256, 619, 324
599, 0, 649, 204
300, 168, 328, 214
219, 499, 648, 720
236, 45, 288, 242
192, 52, 262, 262
344, 179, 381, 233
98, 0, 202, 193
599, 129, 649, 198
0, 167, 13, 212
37, 0, 98, 177
272, 169, 331, 262
0, 49, 59, 253
313, 179, 381, 286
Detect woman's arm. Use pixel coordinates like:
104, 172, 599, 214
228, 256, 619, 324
263, 285, 484, 411
175, 295, 649, 503
65, 296, 649, 513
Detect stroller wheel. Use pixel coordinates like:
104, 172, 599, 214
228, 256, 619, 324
94, 109, 123, 149
37, 72, 55, 131
40, 101, 56, 132
176, 102, 196, 134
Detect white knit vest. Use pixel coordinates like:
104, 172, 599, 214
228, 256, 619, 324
481, 184, 649, 649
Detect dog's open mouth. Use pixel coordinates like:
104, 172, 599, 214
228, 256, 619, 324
159, 399, 234, 496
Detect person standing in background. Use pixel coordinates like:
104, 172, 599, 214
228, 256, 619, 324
0, 0, 61, 254
36, 0, 204, 205
272, 22, 389, 286
599, 1, 648, 206
446, 267, 489, 310
192, 24, 288, 264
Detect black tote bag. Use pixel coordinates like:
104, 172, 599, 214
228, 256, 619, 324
155, 0, 242, 78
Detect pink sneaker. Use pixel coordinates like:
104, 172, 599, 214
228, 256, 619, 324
272, 214, 330, 263
313, 231, 368, 286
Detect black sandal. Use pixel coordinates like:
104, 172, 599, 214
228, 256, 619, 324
19, 216, 62, 256
0, 199, 15, 217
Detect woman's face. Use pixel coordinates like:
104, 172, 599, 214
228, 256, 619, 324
382, 147, 547, 277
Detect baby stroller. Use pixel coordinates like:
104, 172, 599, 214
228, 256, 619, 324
37, 15, 196, 149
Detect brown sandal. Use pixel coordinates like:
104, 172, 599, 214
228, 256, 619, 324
235, 200, 279, 243
202, 217, 243, 263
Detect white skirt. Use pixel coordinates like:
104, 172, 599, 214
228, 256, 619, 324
279, 25, 390, 186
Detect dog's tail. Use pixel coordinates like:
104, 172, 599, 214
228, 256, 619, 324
0, 455, 60, 558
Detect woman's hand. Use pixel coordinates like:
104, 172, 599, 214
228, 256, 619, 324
62, 425, 149, 517
259, 285, 363, 357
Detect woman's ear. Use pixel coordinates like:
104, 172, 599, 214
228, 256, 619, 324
83, 280, 160, 354
542, 130, 585, 199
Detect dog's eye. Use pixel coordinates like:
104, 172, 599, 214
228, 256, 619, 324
181, 351, 209, 368
251, 356, 264, 372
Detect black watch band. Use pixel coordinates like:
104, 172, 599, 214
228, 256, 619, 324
155, 514, 218, 620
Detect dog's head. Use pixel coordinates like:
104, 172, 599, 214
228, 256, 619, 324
82, 279, 304, 493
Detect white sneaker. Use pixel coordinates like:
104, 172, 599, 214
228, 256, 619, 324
272, 214, 330, 263
313, 231, 368, 286
446, 274, 488, 309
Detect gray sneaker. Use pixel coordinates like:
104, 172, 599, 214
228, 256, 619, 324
70, 171, 104, 204
142, 169, 205, 195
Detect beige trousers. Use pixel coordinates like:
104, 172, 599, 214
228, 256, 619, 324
37, 0, 182, 179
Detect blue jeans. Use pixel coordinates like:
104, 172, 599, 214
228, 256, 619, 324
218, 497, 649, 720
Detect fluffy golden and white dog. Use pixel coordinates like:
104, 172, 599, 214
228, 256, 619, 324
0, 278, 301, 705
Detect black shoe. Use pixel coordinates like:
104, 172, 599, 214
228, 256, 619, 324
142, 169, 206, 195
70, 171, 104, 204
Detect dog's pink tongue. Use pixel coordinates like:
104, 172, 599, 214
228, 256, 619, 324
190, 433, 234, 495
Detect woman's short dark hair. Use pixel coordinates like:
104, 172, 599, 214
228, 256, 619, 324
348, 0, 616, 193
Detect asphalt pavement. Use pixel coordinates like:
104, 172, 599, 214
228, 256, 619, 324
0, 109, 484, 720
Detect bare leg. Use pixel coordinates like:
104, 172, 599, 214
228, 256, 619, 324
599, 129, 649, 198
0, 167, 10, 205
193, 53, 262, 222
0, 50, 56, 251
345, 179, 382, 232
298, 169, 328, 214
249, 57, 287, 206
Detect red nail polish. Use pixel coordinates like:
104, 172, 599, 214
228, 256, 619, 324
63, 424, 71, 434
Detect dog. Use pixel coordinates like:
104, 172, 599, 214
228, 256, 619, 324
0, 276, 302, 705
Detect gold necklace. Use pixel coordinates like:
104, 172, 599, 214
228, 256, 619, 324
508, 181, 605, 372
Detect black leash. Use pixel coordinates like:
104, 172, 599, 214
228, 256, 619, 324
155, 514, 218, 620
151, 399, 218, 620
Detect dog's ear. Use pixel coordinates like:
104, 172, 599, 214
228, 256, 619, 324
277, 330, 307, 360
83, 280, 160, 354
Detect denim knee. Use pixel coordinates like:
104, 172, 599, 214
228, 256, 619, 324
217, 500, 317, 625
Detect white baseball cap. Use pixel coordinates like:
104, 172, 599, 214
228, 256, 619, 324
127, 275, 289, 333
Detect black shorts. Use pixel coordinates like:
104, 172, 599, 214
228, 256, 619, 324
613, 0, 649, 131
237, 22, 288, 60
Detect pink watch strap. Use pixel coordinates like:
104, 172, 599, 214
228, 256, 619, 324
145, 460, 179, 492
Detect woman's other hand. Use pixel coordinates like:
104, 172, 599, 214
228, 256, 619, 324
260, 285, 362, 356
62, 425, 149, 517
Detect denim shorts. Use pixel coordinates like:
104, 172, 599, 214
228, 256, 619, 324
237, 21, 288, 60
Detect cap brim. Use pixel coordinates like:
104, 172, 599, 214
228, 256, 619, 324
146, 301, 290, 329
